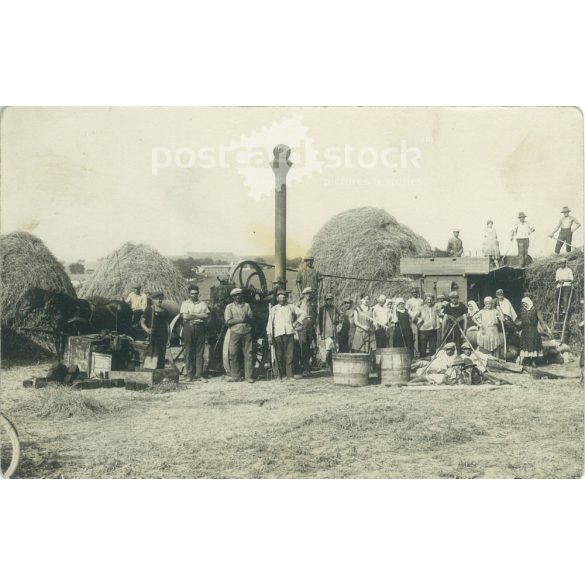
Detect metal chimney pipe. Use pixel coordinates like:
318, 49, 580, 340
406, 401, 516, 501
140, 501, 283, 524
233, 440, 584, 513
271, 145, 292, 291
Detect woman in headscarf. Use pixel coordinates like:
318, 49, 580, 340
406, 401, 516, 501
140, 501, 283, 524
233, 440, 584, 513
466, 300, 481, 331
391, 298, 414, 356
475, 296, 502, 356
351, 294, 373, 353
519, 296, 547, 367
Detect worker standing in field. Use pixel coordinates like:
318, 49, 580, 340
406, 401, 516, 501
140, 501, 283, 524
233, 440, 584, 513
140, 292, 169, 369
446, 230, 464, 257
415, 293, 441, 358
296, 256, 322, 296
318, 293, 341, 372
372, 294, 390, 349
510, 212, 535, 267
224, 288, 255, 383
442, 291, 468, 353
125, 284, 148, 329
297, 287, 318, 376
549, 206, 581, 254
406, 287, 424, 356
338, 298, 355, 353
180, 284, 210, 382
267, 289, 306, 380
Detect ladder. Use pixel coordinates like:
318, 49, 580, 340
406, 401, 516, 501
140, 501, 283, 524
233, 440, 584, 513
552, 285, 574, 343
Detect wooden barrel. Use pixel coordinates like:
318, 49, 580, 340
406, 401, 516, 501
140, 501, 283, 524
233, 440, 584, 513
379, 348, 412, 385
333, 353, 371, 386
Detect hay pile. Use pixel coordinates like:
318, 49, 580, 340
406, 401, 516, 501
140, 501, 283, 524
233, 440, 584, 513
1, 231, 76, 360
79, 242, 187, 303
310, 207, 431, 301
524, 249, 583, 347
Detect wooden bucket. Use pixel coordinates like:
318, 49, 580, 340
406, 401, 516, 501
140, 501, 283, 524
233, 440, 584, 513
332, 353, 371, 387
379, 348, 412, 386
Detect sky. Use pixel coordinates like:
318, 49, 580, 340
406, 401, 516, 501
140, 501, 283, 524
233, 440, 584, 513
1, 107, 582, 263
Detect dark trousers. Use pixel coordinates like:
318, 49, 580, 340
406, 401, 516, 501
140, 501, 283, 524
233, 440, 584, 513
555, 228, 573, 253
556, 286, 572, 315
418, 329, 437, 358
274, 334, 294, 379
183, 322, 206, 379
338, 335, 349, 353
150, 335, 168, 369
131, 310, 143, 329
374, 329, 388, 349
517, 238, 530, 267
228, 329, 253, 381
298, 326, 314, 373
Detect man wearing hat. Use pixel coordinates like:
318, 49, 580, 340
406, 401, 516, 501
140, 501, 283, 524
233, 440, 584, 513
441, 291, 468, 353
180, 284, 210, 382
555, 258, 574, 316
318, 293, 341, 371
446, 230, 464, 257
408, 342, 458, 385
266, 289, 306, 380
140, 292, 169, 369
406, 287, 424, 355
125, 284, 148, 330
510, 212, 535, 267
296, 256, 322, 296
549, 206, 581, 254
297, 287, 318, 376
224, 288, 255, 383
338, 298, 355, 353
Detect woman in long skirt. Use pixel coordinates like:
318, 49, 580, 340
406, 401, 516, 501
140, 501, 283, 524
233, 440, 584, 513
519, 297, 546, 367
392, 298, 414, 357
475, 296, 502, 356
351, 294, 373, 353
482, 219, 501, 267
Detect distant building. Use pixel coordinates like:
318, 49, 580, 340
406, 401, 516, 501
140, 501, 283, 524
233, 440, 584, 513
197, 264, 232, 277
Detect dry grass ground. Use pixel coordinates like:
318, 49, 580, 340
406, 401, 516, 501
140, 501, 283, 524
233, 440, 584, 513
1, 361, 582, 478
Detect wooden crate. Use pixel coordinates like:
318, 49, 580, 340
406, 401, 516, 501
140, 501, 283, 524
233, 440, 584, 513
67, 335, 109, 375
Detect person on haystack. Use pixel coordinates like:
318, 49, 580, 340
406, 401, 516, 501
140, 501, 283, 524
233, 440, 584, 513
549, 206, 581, 254
555, 257, 574, 317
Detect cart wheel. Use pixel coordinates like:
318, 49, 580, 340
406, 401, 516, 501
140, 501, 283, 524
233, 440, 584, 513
0, 413, 21, 479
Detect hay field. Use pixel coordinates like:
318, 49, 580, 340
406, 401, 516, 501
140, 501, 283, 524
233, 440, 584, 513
1, 362, 582, 479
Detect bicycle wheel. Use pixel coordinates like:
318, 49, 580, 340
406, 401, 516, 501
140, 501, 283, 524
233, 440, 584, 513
0, 413, 21, 479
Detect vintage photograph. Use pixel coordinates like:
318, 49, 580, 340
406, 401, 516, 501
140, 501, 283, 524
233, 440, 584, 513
1, 106, 583, 478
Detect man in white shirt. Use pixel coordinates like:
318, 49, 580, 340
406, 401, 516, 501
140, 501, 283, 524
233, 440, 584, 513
267, 290, 305, 380
510, 211, 535, 267
125, 285, 148, 329
372, 294, 390, 349
415, 293, 441, 357
180, 284, 210, 381
224, 288, 255, 383
406, 287, 424, 356
555, 258, 574, 316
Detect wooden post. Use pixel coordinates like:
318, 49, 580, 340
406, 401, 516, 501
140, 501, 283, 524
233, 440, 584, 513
271, 144, 292, 291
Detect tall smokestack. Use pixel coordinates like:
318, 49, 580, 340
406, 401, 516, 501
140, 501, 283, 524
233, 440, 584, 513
271, 144, 292, 291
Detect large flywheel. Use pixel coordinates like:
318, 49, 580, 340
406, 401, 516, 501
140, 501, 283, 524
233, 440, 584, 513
229, 260, 269, 295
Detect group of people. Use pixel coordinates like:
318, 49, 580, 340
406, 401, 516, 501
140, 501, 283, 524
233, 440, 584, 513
446, 206, 581, 267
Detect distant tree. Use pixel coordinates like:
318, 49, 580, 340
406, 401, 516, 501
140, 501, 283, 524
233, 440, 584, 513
69, 262, 85, 274
287, 257, 302, 268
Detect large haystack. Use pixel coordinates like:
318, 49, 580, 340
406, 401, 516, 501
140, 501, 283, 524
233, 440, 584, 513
310, 207, 431, 301
1, 231, 76, 361
525, 249, 583, 347
79, 242, 187, 303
